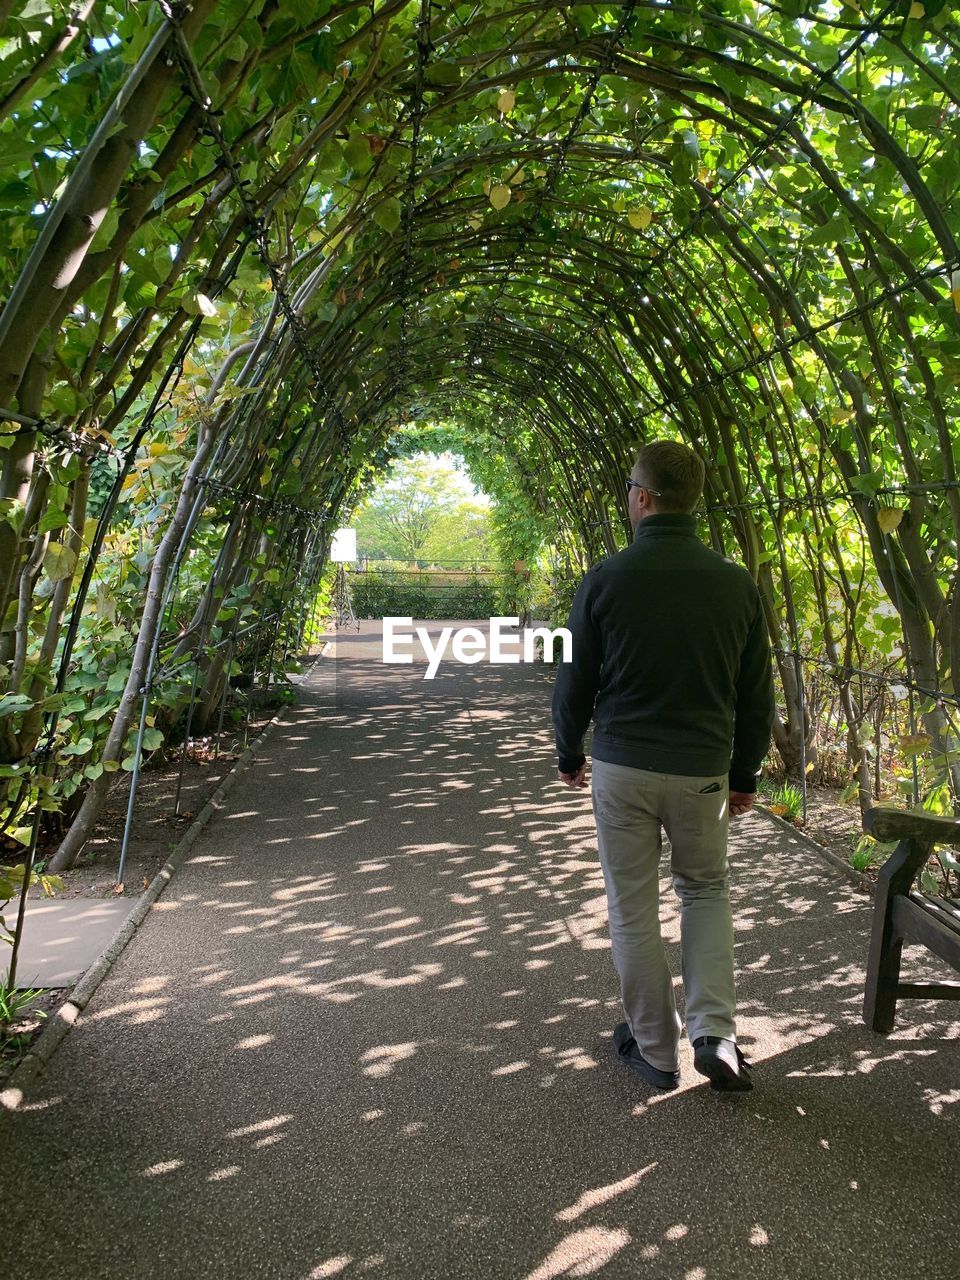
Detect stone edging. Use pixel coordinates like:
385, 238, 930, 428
0, 649, 328, 1115
755, 804, 873, 894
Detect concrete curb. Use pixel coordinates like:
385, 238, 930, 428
0, 649, 328, 1115
754, 804, 873, 894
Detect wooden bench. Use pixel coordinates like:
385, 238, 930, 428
862, 806, 960, 1032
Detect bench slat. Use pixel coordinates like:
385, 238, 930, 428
909, 891, 960, 928
891, 895, 960, 969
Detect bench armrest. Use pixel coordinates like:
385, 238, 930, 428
863, 805, 960, 847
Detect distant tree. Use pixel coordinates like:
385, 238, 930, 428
426, 500, 495, 565
354, 455, 494, 564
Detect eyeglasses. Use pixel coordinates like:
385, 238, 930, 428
626, 478, 662, 496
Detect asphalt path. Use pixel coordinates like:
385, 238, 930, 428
3, 621, 957, 1280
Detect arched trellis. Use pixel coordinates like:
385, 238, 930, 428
0, 0, 957, 943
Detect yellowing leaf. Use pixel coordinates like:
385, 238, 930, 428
489, 184, 511, 211
908, 0, 924, 15
510, 168, 525, 186
482, 176, 493, 196
44, 542, 78, 582
148, 442, 170, 457
497, 88, 516, 114
952, 288, 960, 314
877, 506, 904, 535
196, 293, 217, 318
628, 207, 652, 231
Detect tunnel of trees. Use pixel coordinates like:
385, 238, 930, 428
1, 0, 958, 922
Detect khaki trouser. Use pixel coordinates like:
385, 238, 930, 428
591, 758, 736, 1073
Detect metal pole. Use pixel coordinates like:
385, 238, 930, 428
116, 686, 150, 887
794, 651, 808, 823
212, 603, 243, 759
173, 656, 202, 817
242, 617, 268, 748
881, 529, 921, 805
5, 775, 46, 991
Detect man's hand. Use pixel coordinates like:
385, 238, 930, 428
558, 763, 588, 789
729, 790, 754, 817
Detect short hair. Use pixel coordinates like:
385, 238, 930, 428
631, 440, 705, 514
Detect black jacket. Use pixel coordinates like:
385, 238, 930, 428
552, 514, 775, 792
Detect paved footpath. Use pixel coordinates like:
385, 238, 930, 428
3, 623, 957, 1280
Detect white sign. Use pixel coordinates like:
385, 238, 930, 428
330, 527, 357, 563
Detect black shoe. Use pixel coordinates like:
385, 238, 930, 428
692, 1036, 753, 1092
612, 1022, 680, 1091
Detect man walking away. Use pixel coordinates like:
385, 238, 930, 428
552, 441, 774, 1093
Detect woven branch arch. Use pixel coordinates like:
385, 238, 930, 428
0, 0, 957, 867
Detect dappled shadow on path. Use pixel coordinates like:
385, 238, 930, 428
3, 623, 957, 1280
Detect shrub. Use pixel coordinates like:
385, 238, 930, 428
349, 572, 502, 620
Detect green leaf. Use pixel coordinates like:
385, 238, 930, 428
38, 508, 69, 535
344, 133, 372, 174
107, 668, 129, 693
308, 31, 336, 75
850, 472, 884, 499
373, 197, 402, 234
0, 694, 33, 716
426, 59, 460, 87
